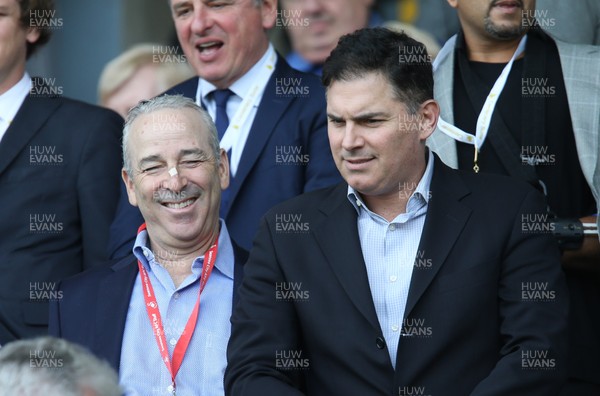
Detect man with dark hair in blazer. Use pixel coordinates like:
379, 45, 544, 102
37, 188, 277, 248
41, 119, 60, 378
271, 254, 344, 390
50, 95, 248, 395
428, 1, 600, 393
225, 27, 569, 396
108, 0, 341, 256
0, 0, 122, 344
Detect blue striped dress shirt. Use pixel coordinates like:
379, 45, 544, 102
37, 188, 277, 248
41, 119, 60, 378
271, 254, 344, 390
119, 220, 234, 396
347, 150, 434, 369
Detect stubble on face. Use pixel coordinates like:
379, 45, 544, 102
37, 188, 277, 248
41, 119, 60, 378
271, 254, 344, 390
483, 16, 526, 40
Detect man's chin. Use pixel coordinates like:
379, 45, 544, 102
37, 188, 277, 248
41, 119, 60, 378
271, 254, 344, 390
484, 19, 526, 40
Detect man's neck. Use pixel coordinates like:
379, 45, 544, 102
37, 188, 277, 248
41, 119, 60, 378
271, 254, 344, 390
361, 172, 426, 223
463, 31, 526, 63
363, 192, 411, 223
148, 227, 220, 288
0, 67, 26, 96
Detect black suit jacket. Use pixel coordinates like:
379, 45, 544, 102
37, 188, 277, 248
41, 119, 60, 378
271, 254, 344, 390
108, 55, 341, 255
48, 241, 247, 370
225, 155, 569, 396
0, 94, 122, 344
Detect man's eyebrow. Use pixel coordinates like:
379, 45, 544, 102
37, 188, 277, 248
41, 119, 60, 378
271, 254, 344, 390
138, 155, 163, 167
171, 1, 189, 11
180, 148, 211, 159
327, 112, 389, 121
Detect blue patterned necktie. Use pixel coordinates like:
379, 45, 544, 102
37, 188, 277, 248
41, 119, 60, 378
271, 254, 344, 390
213, 89, 233, 139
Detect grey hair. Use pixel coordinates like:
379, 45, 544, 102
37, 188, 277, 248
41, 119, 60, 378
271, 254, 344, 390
0, 336, 121, 396
122, 94, 220, 176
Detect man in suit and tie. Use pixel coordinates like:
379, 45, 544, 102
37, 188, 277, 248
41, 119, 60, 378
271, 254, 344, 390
427, 1, 600, 393
50, 95, 247, 395
108, 0, 341, 256
225, 28, 569, 395
0, 0, 122, 344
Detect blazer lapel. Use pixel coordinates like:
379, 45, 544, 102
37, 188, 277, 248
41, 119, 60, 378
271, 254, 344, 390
231, 241, 248, 312
0, 96, 60, 177
311, 184, 382, 332
403, 157, 472, 319
94, 256, 139, 370
225, 56, 293, 212
429, 45, 459, 168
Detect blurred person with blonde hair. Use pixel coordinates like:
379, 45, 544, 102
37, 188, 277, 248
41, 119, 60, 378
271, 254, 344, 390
98, 43, 194, 117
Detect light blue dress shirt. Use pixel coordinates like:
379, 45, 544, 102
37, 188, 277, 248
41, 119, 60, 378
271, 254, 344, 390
347, 150, 434, 369
119, 220, 234, 396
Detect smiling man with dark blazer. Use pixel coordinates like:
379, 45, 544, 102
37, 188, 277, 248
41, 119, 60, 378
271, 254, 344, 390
0, 0, 122, 345
108, 0, 341, 256
225, 28, 569, 396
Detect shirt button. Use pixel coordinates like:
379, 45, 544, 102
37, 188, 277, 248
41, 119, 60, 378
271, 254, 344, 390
392, 325, 399, 332
167, 385, 174, 393
389, 224, 396, 231
389, 275, 397, 282
174, 292, 180, 300
376, 337, 386, 349
143, 250, 150, 258
169, 338, 177, 346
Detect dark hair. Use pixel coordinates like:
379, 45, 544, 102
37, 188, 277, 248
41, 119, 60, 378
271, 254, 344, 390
322, 27, 433, 114
18, 0, 55, 59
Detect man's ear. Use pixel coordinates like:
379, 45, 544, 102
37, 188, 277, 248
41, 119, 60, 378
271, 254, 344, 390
218, 149, 230, 190
418, 99, 440, 141
26, 27, 41, 45
261, 0, 278, 30
122, 168, 139, 207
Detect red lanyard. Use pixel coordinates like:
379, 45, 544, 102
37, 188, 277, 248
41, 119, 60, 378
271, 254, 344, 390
136, 223, 218, 394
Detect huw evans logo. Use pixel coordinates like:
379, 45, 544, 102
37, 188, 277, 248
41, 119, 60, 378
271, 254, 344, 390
29, 214, 63, 234
521, 281, 556, 302
275, 78, 310, 97
276, 9, 309, 28
30, 349, 63, 368
30, 282, 62, 301
29, 145, 63, 165
275, 350, 310, 370
521, 350, 556, 370
275, 146, 310, 165
29, 9, 63, 29
275, 282, 310, 301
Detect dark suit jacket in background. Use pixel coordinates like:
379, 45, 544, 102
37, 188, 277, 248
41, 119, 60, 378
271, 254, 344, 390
48, 243, 247, 370
0, 94, 122, 345
108, 55, 341, 256
225, 155, 569, 396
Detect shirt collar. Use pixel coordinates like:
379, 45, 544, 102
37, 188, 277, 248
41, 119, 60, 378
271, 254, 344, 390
347, 149, 435, 214
133, 219, 234, 280
199, 43, 277, 105
285, 52, 321, 75
0, 72, 31, 123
